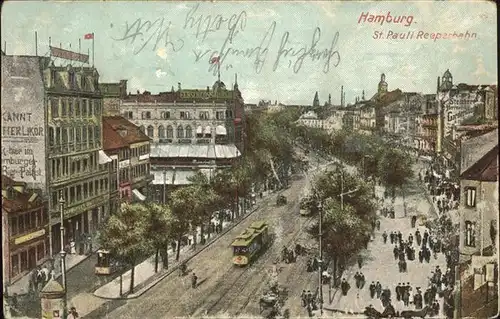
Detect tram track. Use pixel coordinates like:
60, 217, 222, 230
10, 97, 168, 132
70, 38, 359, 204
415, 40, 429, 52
200, 198, 317, 317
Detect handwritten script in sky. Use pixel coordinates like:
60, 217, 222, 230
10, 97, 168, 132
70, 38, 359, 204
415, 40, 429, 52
112, 3, 341, 75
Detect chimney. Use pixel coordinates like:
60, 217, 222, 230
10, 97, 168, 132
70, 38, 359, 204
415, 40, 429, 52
207, 86, 209, 92
136, 90, 140, 94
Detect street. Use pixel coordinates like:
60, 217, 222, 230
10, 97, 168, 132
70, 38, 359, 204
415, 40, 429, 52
82, 162, 332, 318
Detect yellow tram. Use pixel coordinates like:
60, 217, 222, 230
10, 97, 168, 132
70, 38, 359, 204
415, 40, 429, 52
231, 221, 270, 266
95, 249, 118, 275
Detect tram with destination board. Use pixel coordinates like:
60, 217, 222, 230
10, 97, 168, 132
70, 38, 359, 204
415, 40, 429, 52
231, 221, 271, 266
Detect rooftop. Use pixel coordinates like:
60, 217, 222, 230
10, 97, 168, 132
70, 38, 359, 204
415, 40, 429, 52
102, 116, 151, 151
2, 175, 44, 213
460, 145, 498, 182
150, 144, 241, 159
460, 128, 498, 175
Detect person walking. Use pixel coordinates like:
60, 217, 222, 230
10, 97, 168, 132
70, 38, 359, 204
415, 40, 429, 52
191, 273, 198, 289
369, 282, 376, 299
382, 231, 388, 244
359, 273, 366, 289
357, 255, 363, 269
376, 220, 380, 231
301, 290, 307, 307
390, 232, 395, 244
375, 281, 382, 299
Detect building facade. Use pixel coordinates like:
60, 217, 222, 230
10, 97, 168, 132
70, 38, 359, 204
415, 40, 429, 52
456, 129, 498, 318
101, 78, 245, 198
2, 176, 49, 285
1, 54, 111, 257
102, 116, 152, 207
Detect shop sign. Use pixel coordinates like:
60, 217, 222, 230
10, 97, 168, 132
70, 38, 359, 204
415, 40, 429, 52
119, 159, 130, 169
65, 195, 107, 218
14, 228, 45, 245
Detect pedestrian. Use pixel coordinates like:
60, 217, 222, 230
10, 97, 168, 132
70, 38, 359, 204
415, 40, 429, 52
382, 231, 387, 244
396, 283, 402, 301
359, 273, 366, 289
357, 255, 363, 269
36, 266, 44, 290
191, 273, 198, 289
67, 307, 79, 319
301, 290, 307, 307
355, 272, 360, 288
29, 268, 37, 292
376, 220, 380, 231
306, 290, 313, 306
42, 266, 49, 285
397, 231, 402, 243
393, 245, 399, 260
341, 278, 350, 296
390, 232, 395, 244
369, 282, 376, 299
375, 281, 382, 298
411, 215, 417, 228
416, 229, 422, 246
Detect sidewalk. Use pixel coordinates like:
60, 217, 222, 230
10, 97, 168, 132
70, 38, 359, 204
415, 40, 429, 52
323, 169, 448, 316
6, 252, 89, 297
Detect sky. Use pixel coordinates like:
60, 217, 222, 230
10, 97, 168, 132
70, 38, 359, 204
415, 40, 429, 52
1, 1, 497, 105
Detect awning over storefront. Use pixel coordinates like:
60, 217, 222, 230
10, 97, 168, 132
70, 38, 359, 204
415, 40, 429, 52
132, 189, 146, 201
196, 126, 203, 134
215, 125, 227, 135
98, 150, 113, 164
204, 126, 212, 134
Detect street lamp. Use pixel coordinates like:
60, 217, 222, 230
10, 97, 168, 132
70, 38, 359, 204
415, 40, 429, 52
59, 196, 68, 319
317, 200, 324, 317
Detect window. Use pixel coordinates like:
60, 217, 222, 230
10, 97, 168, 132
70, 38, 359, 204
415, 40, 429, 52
465, 187, 477, 208
185, 125, 193, 138
177, 125, 184, 138
216, 111, 225, 120
166, 125, 173, 138
94, 100, 101, 116
127, 111, 133, 119
62, 128, 68, 144
142, 111, 152, 119
82, 100, 88, 116
465, 221, 476, 247
95, 125, 100, 142
49, 127, 55, 146
147, 125, 154, 137
180, 111, 190, 119
226, 110, 233, 118
199, 111, 210, 120
10, 216, 18, 236
447, 112, 453, 122
89, 100, 94, 117
68, 99, 74, 116
61, 99, 67, 117
69, 72, 75, 87
75, 127, 81, 143
21, 251, 28, 271
161, 111, 170, 119
82, 125, 88, 143
11, 254, 19, 277
75, 100, 81, 116
158, 125, 165, 138
51, 99, 59, 118
139, 125, 145, 133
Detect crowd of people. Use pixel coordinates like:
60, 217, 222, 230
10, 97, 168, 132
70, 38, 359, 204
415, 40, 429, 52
420, 169, 460, 216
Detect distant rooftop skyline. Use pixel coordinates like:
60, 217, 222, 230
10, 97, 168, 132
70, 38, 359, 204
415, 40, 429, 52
1, 1, 497, 105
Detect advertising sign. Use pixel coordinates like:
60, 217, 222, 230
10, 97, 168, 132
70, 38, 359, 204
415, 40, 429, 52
1, 56, 47, 193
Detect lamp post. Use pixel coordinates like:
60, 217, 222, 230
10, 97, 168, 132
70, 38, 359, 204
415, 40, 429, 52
59, 196, 68, 319
317, 200, 324, 316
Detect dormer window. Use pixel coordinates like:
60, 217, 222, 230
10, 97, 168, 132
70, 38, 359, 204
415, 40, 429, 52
51, 69, 57, 86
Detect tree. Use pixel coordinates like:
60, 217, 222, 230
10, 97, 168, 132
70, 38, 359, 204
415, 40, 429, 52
169, 185, 201, 251
147, 203, 175, 272
99, 203, 153, 294
377, 148, 414, 200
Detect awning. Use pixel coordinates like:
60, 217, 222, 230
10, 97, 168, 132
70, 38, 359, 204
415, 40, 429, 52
204, 126, 212, 134
132, 189, 146, 201
215, 125, 227, 135
98, 150, 112, 164
196, 126, 203, 134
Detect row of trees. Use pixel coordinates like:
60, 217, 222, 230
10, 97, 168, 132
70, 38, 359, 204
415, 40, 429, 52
98, 107, 307, 295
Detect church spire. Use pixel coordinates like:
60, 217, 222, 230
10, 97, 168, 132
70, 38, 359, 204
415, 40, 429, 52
362, 90, 365, 100
234, 73, 238, 90
313, 91, 320, 107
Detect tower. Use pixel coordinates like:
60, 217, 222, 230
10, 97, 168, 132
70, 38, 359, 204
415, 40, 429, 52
362, 90, 365, 100
378, 73, 388, 95
341, 86, 344, 107
328, 94, 331, 106
440, 69, 453, 91
234, 73, 238, 90
313, 91, 320, 107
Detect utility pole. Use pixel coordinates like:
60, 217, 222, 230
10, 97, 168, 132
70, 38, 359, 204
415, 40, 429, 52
318, 200, 323, 316
59, 196, 68, 319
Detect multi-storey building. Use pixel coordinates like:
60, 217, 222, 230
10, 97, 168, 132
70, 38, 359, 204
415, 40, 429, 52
101, 78, 245, 199
358, 104, 376, 135
102, 116, 152, 207
2, 176, 49, 285
296, 111, 323, 129
456, 128, 498, 319
1, 54, 111, 256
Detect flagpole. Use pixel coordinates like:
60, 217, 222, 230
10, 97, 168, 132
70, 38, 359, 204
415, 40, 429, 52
92, 32, 95, 67
79, 38, 82, 67
88, 48, 90, 66
217, 59, 220, 83
49, 37, 52, 57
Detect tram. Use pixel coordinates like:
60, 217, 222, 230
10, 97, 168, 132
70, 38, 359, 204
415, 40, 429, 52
299, 196, 314, 216
231, 221, 271, 266
95, 249, 118, 275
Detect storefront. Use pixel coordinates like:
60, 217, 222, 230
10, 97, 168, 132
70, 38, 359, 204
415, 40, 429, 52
9, 230, 49, 283
51, 195, 108, 256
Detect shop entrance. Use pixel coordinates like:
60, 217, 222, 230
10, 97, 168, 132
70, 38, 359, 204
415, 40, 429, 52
28, 247, 37, 269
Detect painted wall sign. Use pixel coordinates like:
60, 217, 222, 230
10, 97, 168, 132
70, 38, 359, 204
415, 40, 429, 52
14, 228, 46, 245
1, 56, 47, 193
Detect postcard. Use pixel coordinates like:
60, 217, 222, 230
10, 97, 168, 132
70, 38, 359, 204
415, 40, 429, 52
1, 1, 498, 318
